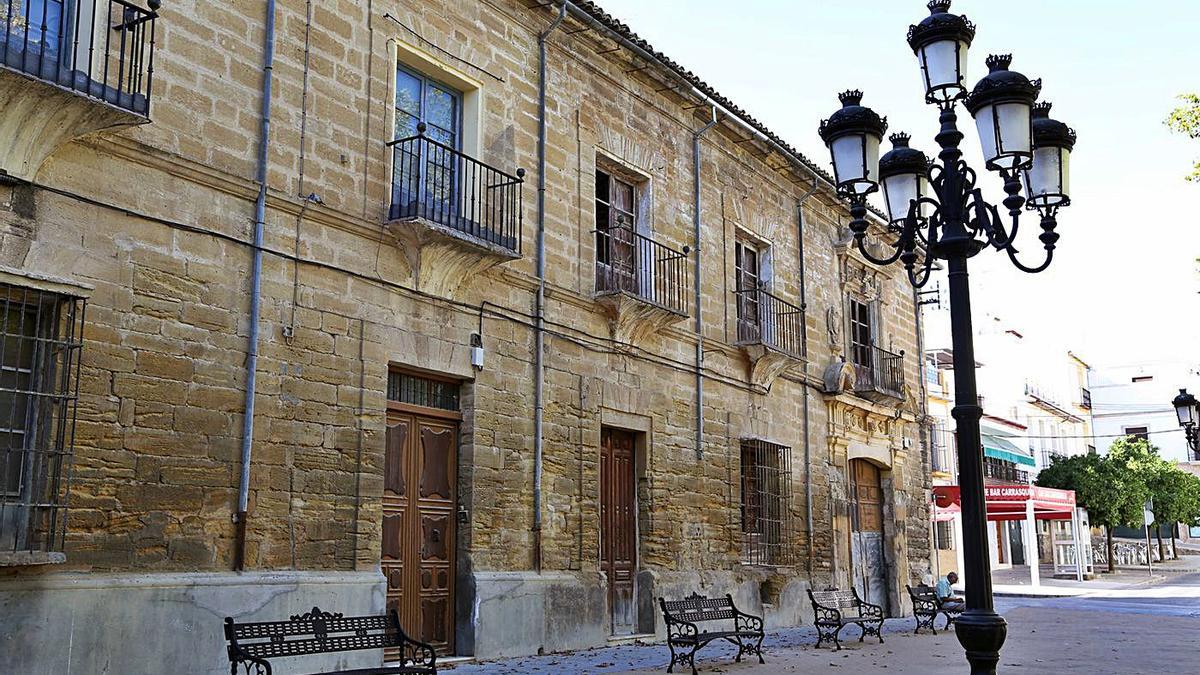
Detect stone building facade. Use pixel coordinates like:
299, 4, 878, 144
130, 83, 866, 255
0, 1, 931, 671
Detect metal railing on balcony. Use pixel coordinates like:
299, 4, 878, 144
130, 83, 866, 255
930, 425, 954, 474
593, 220, 688, 315
734, 287, 804, 358
2, 0, 158, 116
388, 125, 525, 255
983, 457, 1029, 484
853, 344, 905, 398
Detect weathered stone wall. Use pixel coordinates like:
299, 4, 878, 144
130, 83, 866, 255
0, 0, 930, 663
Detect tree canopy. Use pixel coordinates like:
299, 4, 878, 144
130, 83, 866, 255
1035, 437, 1200, 570
1166, 93, 1200, 182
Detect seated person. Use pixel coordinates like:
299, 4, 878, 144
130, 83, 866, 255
936, 571, 965, 610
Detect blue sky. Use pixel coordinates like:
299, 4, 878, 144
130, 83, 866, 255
595, 0, 1200, 369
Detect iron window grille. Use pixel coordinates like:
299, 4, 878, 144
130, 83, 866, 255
739, 439, 795, 567
0, 282, 85, 559
387, 371, 460, 411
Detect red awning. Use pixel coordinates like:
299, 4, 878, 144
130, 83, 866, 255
932, 484, 1076, 522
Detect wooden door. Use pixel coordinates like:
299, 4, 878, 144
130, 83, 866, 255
595, 171, 638, 294
600, 427, 638, 635
735, 242, 762, 342
383, 411, 457, 656
849, 459, 888, 612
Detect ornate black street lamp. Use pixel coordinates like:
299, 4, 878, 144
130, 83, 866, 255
817, 2, 1077, 673
1172, 389, 1199, 461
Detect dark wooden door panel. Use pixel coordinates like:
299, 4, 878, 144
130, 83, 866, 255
601, 427, 637, 635
383, 412, 457, 658
849, 459, 887, 612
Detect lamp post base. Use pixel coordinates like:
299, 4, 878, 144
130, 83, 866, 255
955, 609, 1008, 675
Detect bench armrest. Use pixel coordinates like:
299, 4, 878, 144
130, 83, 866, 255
399, 635, 437, 669
857, 599, 884, 619
807, 591, 842, 623
727, 597, 763, 632
227, 648, 272, 675
911, 595, 938, 614
734, 610, 763, 633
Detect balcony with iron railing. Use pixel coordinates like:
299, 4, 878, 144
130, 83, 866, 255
1, 0, 159, 180
592, 219, 690, 342
852, 344, 905, 400
983, 457, 1030, 484
931, 428, 955, 475
385, 125, 525, 297
734, 286, 805, 388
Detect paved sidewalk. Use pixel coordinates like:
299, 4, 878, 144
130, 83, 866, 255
987, 557, 1200, 596
445, 594, 1200, 674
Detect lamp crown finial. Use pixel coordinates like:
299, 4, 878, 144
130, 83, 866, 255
985, 54, 1013, 72
927, 0, 952, 13
889, 132, 911, 147
838, 89, 864, 106
1032, 101, 1053, 118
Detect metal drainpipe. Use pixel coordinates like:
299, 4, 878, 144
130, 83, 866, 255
692, 107, 718, 460
795, 183, 818, 581
234, 0, 277, 572
533, 2, 566, 574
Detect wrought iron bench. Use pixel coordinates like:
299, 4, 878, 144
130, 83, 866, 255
807, 588, 885, 650
658, 593, 765, 675
907, 584, 962, 634
223, 606, 436, 675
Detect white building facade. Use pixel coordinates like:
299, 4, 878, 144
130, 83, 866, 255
1091, 361, 1200, 463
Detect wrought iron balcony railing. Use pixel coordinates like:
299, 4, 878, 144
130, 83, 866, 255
853, 344, 905, 399
2, 0, 159, 116
594, 221, 688, 315
734, 287, 804, 358
388, 127, 524, 255
983, 457, 1029, 484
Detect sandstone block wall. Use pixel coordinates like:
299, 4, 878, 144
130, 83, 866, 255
0, 0, 931, 656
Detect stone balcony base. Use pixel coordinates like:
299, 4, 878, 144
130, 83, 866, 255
385, 215, 520, 298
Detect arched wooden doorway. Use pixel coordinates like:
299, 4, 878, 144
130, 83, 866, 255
849, 459, 888, 611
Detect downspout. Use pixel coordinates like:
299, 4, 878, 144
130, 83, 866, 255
234, 0, 277, 572
693, 107, 718, 460
534, 2, 566, 574
795, 182, 818, 581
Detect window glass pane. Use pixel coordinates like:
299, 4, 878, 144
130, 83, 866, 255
395, 69, 422, 117
394, 110, 420, 140
425, 84, 458, 131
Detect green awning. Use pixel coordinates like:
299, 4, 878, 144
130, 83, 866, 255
982, 433, 1036, 467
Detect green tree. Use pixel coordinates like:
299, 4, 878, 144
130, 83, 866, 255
1148, 465, 1200, 560
1166, 93, 1200, 182
1037, 440, 1150, 572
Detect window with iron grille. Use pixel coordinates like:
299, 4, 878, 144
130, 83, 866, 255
387, 371, 459, 411
934, 520, 954, 550
739, 439, 794, 566
0, 282, 86, 560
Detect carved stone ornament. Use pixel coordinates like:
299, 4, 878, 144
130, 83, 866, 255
826, 306, 842, 351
